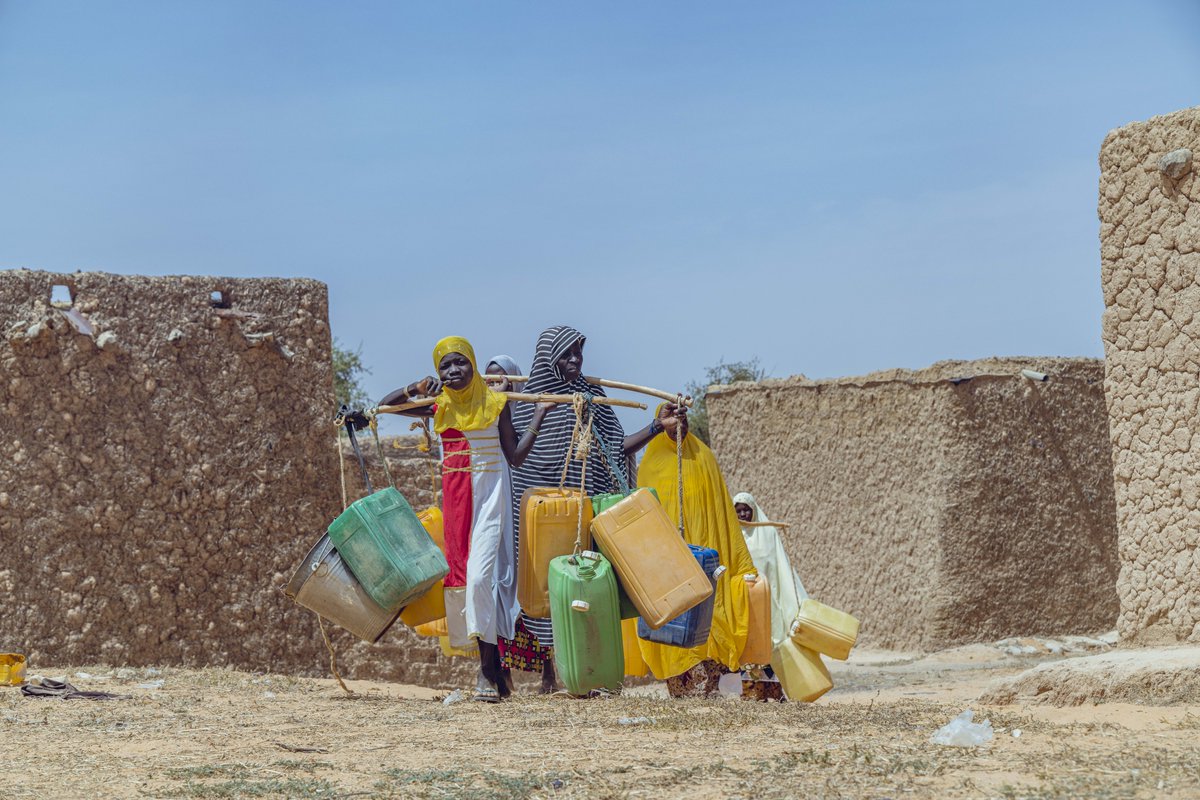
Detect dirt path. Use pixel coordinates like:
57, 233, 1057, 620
3, 647, 1199, 799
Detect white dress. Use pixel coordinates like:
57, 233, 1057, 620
440, 422, 518, 646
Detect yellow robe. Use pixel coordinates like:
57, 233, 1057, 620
634, 431, 757, 679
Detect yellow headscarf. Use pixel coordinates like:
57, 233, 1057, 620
633, 417, 757, 679
430, 336, 508, 435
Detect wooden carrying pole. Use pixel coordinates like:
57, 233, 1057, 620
376, 392, 646, 415
738, 520, 791, 529
484, 374, 692, 407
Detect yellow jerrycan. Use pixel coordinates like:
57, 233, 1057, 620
414, 618, 448, 638
790, 598, 860, 661
518, 488, 593, 619
772, 638, 832, 703
0, 654, 26, 686
400, 508, 448, 627
589, 488, 712, 629
740, 573, 773, 666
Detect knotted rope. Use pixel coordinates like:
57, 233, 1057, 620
675, 394, 686, 538
322, 426, 356, 697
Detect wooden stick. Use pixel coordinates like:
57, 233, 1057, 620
739, 520, 790, 529
507, 392, 646, 409
483, 374, 693, 407
376, 392, 646, 415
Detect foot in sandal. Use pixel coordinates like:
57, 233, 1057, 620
472, 669, 501, 703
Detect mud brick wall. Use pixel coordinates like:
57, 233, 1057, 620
1099, 106, 1200, 644
0, 270, 475, 687
707, 357, 1119, 651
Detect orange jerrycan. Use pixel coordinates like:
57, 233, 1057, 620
740, 573, 773, 666
518, 488, 593, 618
790, 598, 860, 661
400, 508, 447, 628
589, 488, 712, 630
772, 638, 832, 703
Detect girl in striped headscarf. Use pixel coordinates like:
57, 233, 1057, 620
505, 324, 681, 692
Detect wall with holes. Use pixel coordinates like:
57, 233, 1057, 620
1099, 107, 1200, 644
0, 270, 477, 687
707, 357, 1119, 651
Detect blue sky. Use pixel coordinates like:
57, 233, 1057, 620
1, 1, 1197, 432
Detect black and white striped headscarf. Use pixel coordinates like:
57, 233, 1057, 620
510, 325, 629, 645
511, 325, 629, 497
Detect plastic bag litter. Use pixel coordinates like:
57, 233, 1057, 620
717, 672, 744, 699
441, 689, 465, 706
930, 709, 993, 747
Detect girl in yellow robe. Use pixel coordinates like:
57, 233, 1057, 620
633, 406, 757, 697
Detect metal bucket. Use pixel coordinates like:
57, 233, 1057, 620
286, 533, 401, 644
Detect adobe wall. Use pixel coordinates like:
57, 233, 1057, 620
0, 270, 474, 687
1099, 107, 1200, 644
707, 357, 1119, 651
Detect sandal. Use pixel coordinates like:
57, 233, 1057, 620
472, 686, 500, 703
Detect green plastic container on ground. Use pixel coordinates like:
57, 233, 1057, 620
548, 551, 624, 697
328, 487, 449, 613
590, 489, 657, 620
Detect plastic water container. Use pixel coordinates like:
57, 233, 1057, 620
0, 654, 26, 686
772, 638, 833, 703
790, 598, 860, 661
590, 489, 712, 630
549, 551, 624, 696
740, 573, 772, 666
591, 489, 657, 620
637, 544, 719, 648
399, 507, 447, 628
328, 487, 448, 613
285, 534, 401, 643
518, 488, 593, 618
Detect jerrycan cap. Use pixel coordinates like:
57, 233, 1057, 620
713, 565, 728, 579
580, 550, 601, 561
744, 573, 758, 582
571, 600, 590, 613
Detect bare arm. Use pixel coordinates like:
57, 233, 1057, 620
622, 403, 681, 455
378, 376, 440, 418
500, 402, 552, 468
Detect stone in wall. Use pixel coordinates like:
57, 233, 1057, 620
0, 270, 475, 687
1099, 106, 1200, 644
707, 357, 1119, 652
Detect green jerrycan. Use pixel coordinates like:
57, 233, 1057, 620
548, 551, 624, 697
328, 487, 449, 612
590, 488, 657, 620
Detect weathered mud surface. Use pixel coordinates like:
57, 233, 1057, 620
1099, 106, 1200, 644
0, 270, 472, 686
707, 357, 1119, 651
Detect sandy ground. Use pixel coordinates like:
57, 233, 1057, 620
3, 642, 1200, 799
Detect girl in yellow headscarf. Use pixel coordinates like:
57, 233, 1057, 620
381, 336, 550, 702
631, 405, 757, 697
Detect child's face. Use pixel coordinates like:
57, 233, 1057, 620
438, 352, 474, 391
735, 503, 754, 523
485, 363, 511, 392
